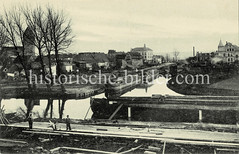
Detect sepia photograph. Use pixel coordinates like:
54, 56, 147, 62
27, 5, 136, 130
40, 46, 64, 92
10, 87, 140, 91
0, 0, 239, 153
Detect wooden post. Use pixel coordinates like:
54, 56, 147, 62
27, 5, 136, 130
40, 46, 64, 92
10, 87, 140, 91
128, 107, 131, 121
236, 103, 239, 126
85, 97, 94, 120
162, 141, 166, 154
214, 149, 217, 154
199, 110, 202, 122
0, 97, 2, 109
109, 104, 123, 120
0, 97, 3, 124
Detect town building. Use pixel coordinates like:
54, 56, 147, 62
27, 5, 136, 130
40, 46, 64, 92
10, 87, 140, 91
34, 56, 57, 75
0, 46, 22, 74
59, 54, 74, 73
109, 51, 143, 69
107, 50, 126, 68
0, 27, 36, 78
130, 44, 153, 62
73, 52, 109, 71
62, 61, 73, 73
195, 52, 215, 66
187, 48, 215, 67
108, 50, 117, 57
152, 55, 164, 64
122, 52, 143, 69
114, 52, 127, 69
215, 40, 239, 63
6, 64, 25, 80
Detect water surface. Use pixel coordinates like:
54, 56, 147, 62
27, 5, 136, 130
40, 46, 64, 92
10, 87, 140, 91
2, 77, 180, 119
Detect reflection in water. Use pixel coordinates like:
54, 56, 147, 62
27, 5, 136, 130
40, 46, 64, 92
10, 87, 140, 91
122, 77, 181, 97
2, 77, 180, 119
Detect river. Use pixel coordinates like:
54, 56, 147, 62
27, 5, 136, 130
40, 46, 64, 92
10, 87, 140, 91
2, 77, 181, 120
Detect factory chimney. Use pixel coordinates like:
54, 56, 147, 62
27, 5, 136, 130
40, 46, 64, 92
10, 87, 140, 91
193, 46, 195, 57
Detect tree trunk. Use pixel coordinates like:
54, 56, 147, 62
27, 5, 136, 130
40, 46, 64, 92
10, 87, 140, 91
43, 101, 50, 118
44, 98, 53, 118
50, 99, 53, 119
47, 51, 54, 85
54, 48, 65, 92
59, 99, 66, 119
21, 62, 32, 90
38, 49, 47, 82
25, 99, 34, 119
55, 48, 61, 77
14, 48, 32, 91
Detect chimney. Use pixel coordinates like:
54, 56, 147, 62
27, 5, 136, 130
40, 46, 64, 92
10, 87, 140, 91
144, 44, 146, 49
193, 46, 195, 57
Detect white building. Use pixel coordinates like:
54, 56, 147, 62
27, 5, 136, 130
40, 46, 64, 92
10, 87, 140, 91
131, 44, 153, 62
215, 39, 239, 63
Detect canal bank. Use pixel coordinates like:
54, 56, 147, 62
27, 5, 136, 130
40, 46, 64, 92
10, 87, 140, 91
1, 65, 172, 120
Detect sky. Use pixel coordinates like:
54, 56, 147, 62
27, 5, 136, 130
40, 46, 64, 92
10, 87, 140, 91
0, 0, 238, 58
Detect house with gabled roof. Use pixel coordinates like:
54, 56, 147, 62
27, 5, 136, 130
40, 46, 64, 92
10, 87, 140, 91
215, 39, 239, 63
6, 64, 25, 79
123, 52, 143, 68
73, 52, 109, 71
34, 56, 57, 75
131, 44, 154, 62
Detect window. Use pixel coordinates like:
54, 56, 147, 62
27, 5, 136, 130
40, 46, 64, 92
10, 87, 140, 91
223, 53, 226, 57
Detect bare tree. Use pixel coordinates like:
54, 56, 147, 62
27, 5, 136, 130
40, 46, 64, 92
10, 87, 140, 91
173, 50, 180, 62
0, 8, 32, 89
23, 6, 56, 118
29, 6, 73, 119
23, 7, 48, 84
46, 7, 73, 78
165, 53, 170, 62
1, 6, 73, 119
40, 12, 54, 86
46, 7, 73, 119
0, 26, 9, 48
23, 6, 55, 85
0, 7, 35, 118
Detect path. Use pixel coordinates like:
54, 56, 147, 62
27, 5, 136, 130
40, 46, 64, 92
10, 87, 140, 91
2, 122, 239, 148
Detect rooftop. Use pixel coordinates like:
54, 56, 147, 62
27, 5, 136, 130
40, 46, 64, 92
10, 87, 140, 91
131, 44, 153, 52
73, 52, 109, 63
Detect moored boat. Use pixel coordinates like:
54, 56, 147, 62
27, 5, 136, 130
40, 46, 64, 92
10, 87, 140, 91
91, 95, 239, 124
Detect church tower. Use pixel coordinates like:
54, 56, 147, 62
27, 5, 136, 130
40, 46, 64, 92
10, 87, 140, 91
23, 27, 36, 56
218, 39, 224, 52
